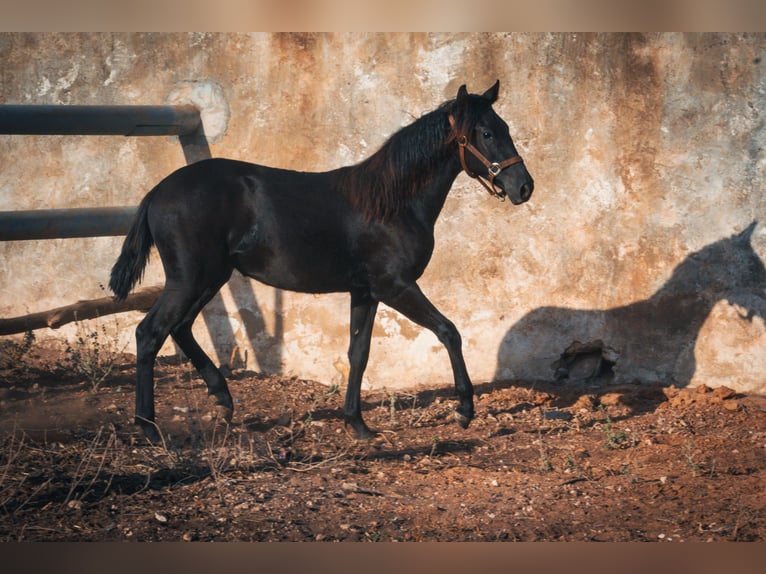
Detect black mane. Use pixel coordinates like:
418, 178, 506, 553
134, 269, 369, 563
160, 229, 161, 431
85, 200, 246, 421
336, 95, 491, 222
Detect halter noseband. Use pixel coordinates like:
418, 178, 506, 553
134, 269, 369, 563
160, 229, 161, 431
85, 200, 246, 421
448, 115, 524, 201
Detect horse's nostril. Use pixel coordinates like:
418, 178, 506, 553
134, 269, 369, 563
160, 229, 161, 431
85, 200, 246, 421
520, 183, 532, 201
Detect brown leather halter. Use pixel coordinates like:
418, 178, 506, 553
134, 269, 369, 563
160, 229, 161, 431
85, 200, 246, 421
448, 115, 524, 200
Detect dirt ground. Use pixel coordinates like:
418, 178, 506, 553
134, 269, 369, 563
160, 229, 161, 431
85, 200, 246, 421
1, 347, 766, 542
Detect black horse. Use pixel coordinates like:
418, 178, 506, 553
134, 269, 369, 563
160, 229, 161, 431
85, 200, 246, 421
110, 81, 534, 442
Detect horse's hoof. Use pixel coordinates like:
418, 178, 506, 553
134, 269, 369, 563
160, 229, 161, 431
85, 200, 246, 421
208, 395, 234, 423
345, 419, 378, 440
214, 404, 233, 423
454, 410, 473, 429
355, 427, 379, 440
137, 420, 162, 445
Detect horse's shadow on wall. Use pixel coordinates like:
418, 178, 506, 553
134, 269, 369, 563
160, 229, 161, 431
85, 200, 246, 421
493, 222, 766, 402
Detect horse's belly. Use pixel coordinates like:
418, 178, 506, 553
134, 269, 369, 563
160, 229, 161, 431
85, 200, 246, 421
234, 249, 354, 294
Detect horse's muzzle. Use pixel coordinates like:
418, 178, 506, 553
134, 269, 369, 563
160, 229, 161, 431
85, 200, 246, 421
507, 178, 534, 205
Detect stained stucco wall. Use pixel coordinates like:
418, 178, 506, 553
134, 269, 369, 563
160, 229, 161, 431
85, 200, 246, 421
1, 33, 765, 394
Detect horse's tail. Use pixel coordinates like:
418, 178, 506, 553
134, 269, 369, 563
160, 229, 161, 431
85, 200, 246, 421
109, 191, 155, 301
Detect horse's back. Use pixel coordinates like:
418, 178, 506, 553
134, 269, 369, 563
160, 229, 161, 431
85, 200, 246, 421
145, 158, 359, 293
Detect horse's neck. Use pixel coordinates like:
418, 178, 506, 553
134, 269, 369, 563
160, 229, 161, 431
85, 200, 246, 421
406, 154, 463, 228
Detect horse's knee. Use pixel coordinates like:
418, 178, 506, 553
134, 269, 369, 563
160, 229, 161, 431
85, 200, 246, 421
436, 320, 462, 349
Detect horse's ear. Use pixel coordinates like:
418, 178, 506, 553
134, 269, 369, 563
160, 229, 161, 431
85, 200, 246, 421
482, 80, 500, 103
456, 84, 469, 103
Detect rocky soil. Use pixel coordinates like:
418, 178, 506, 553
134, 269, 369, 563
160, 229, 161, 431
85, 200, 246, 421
1, 349, 765, 542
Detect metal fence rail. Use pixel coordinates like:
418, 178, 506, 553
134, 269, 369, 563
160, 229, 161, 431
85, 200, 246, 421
0, 104, 201, 136
0, 104, 201, 241
0, 207, 138, 241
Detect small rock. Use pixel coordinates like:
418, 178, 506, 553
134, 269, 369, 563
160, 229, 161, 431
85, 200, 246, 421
573, 394, 597, 411
275, 413, 292, 427
668, 390, 695, 408
724, 400, 741, 412
573, 447, 589, 459
154, 512, 168, 523
696, 384, 712, 394
544, 410, 572, 421
599, 393, 622, 407
713, 386, 737, 401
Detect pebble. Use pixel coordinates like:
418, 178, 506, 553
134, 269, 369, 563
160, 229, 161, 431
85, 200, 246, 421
713, 386, 737, 400
543, 410, 572, 421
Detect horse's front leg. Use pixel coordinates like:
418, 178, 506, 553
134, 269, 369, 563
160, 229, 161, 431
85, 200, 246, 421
343, 291, 379, 439
382, 283, 475, 428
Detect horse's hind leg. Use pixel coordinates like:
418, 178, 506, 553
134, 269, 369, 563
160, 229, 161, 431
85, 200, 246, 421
135, 286, 202, 442
135, 275, 231, 442
170, 281, 234, 423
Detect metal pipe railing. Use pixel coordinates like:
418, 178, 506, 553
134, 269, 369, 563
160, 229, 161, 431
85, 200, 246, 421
0, 105, 201, 136
0, 104, 205, 241
0, 207, 137, 241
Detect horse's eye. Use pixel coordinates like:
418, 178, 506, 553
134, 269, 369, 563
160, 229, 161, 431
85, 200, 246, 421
482, 131, 493, 140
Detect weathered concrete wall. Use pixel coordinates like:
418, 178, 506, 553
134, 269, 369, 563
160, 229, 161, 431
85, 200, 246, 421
1, 33, 765, 393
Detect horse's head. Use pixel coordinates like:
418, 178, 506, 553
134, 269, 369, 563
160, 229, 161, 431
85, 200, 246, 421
447, 80, 534, 205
